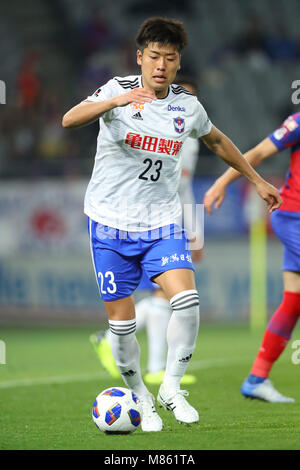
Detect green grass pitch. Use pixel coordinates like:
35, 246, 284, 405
0, 323, 299, 450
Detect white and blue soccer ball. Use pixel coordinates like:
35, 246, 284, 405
92, 387, 141, 434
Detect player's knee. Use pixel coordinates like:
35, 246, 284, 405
170, 289, 199, 315
108, 320, 139, 367
108, 319, 137, 339
280, 291, 300, 317
169, 289, 200, 347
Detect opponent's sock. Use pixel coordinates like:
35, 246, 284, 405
247, 374, 266, 385
108, 319, 149, 397
162, 290, 200, 393
135, 296, 152, 332
251, 291, 300, 378
146, 297, 171, 373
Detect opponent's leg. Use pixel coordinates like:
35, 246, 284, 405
241, 271, 300, 402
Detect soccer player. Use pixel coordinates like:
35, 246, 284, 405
204, 112, 300, 402
62, 17, 282, 431
90, 76, 202, 386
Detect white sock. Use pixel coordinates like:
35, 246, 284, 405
135, 296, 152, 332
146, 297, 171, 373
162, 290, 200, 394
108, 319, 149, 397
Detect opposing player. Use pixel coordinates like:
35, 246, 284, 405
90, 77, 203, 386
62, 17, 282, 432
204, 112, 300, 402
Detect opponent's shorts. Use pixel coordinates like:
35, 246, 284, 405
271, 209, 300, 272
88, 218, 194, 301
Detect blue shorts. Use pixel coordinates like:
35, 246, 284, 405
138, 269, 158, 291
271, 210, 300, 272
88, 219, 194, 301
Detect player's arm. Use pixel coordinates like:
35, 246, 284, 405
203, 137, 278, 214
201, 125, 282, 213
62, 88, 156, 129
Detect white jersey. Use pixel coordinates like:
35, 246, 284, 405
178, 137, 199, 199
84, 75, 211, 231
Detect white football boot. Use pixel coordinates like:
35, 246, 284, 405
139, 393, 163, 432
241, 378, 295, 403
157, 385, 199, 423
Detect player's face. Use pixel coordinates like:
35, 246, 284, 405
137, 42, 181, 98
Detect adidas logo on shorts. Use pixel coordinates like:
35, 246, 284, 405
132, 112, 143, 120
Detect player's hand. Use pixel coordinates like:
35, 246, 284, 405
114, 88, 157, 107
255, 180, 282, 213
203, 182, 226, 215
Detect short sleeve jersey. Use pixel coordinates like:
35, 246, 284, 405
84, 75, 211, 231
269, 112, 300, 212
178, 137, 199, 198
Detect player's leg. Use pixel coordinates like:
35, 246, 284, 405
135, 273, 197, 385
90, 329, 120, 379
88, 219, 162, 431
141, 223, 200, 423
250, 271, 300, 380
144, 288, 171, 383
241, 210, 300, 402
90, 271, 155, 379
103, 295, 163, 431
241, 270, 299, 402
154, 268, 199, 385
103, 295, 146, 394
90, 295, 135, 380
154, 268, 200, 423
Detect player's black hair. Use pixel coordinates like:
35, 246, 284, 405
173, 75, 198, 94
136, 17, 188, 53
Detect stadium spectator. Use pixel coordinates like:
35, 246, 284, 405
233, 16, 269, 58
16, 51, 41, 113
208, 15, 271, 69
77, 7, 120, 58
266, 24, 299, 62
126, 0, 193, 16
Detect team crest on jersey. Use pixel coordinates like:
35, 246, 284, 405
173, 116, 185, 133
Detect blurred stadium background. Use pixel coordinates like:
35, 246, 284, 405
1, 0, 300, 326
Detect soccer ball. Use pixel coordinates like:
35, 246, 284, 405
92, 387, 141, 434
